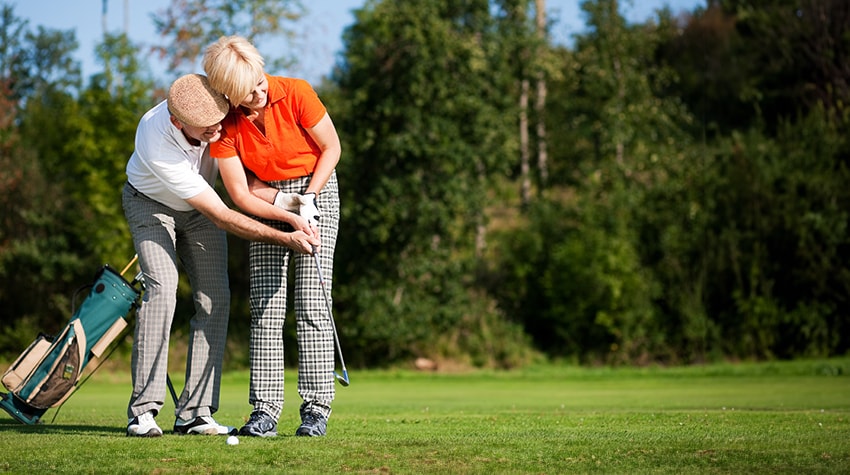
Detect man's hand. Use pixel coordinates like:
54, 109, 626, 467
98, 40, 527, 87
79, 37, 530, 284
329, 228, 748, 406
289, 230, 321, 254
299, 192, 321, 226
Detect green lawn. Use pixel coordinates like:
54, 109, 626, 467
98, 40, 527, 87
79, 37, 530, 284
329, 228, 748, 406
0, 359, 848, 474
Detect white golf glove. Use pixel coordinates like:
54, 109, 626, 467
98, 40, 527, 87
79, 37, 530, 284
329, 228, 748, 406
299, 192, 321, 226
273, 191, 302, 212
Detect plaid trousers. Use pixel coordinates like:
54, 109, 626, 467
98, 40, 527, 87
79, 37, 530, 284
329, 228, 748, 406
247, 172, 340, 421
123, 183, 230, 421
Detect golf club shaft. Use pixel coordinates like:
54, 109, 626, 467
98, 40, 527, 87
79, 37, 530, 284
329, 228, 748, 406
166, 374, 179, 406
311, 246, 349, 383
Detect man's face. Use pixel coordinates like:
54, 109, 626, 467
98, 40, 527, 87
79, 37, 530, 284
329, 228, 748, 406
180, 122, 223, 143
239, 75, 269, 110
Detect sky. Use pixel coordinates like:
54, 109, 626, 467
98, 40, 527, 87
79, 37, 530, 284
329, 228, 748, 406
9, 0, 704, 85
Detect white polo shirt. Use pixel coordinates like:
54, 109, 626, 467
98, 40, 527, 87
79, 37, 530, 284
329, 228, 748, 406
125, 100, 217, 212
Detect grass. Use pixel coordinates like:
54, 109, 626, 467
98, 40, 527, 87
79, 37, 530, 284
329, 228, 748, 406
0, 358, 848, 474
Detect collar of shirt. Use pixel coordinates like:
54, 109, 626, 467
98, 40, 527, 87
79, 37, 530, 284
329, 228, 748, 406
168, 118, 206, 153
265, 74, 287, 108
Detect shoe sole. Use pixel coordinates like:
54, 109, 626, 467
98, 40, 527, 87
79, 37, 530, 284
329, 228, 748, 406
174, 427, 220, 435
127, 429, 163, 437
174, 419, 237, 436
238, 429, 277, 437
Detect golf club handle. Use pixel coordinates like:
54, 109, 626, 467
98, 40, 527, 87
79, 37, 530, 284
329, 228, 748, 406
120, 255, 139, 277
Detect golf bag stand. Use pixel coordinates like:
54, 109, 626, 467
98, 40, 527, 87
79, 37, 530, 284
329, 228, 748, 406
0, 263, 142, 424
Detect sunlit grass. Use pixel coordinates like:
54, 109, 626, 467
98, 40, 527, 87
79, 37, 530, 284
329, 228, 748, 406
1, 358, 848, 474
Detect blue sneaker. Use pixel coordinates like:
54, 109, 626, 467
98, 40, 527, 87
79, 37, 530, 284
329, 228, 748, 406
238, 411, 277, 437
295, 412, 327, 437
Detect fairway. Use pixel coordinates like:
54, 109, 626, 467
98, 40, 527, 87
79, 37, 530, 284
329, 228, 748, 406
1, 359, 848, 474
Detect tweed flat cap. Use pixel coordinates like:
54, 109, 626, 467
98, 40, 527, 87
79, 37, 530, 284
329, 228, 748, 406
167, 74, 230, 127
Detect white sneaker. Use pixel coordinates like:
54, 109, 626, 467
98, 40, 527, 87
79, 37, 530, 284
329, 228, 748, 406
127, 411, 163, 437
173, 415, 236, 435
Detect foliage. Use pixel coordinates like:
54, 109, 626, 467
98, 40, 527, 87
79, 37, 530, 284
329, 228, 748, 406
491, 0, 695, 364
698, 108, 850, 358
151, 0, 306, 74
332, 0, 524, 367
660, 0, 850, 136
1, 0, 849, 367
0, 6, 88, 350
491, 191, 661, 364
0, 6, 155, 354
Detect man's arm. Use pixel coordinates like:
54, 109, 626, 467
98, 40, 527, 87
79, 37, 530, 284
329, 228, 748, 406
186, 187, 319, 254
217, 155, 314, 236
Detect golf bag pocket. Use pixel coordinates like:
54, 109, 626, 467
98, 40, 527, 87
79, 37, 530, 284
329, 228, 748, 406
2, 320, 87, 409
90, 317, 127, 359
2, 335, 54, 391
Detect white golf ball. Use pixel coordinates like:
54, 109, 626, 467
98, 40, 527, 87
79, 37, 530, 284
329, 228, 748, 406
226, 435, 239, 446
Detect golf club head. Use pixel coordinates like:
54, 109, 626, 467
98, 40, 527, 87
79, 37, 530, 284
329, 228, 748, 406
335, 370, 350, 386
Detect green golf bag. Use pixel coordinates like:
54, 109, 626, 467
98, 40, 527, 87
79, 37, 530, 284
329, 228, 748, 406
0, 264, 141, 424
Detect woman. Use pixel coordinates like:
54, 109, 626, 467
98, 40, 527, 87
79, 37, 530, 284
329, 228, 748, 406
203, 35, 342, 437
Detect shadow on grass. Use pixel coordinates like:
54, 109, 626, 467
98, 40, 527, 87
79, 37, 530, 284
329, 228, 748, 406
0, 418, 125, 435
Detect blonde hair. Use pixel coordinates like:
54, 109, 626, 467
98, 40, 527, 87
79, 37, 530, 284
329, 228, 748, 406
203, 35, 266, 107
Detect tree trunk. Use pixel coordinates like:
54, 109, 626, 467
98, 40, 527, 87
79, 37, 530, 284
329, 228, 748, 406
535, 0, 549, 187
520, 78, 531, 206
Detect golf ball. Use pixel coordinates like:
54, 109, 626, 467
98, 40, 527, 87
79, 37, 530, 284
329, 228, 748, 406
226, 435, 239, 446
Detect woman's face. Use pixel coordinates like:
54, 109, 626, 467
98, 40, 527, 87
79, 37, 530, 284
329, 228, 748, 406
240, 74, 268, 110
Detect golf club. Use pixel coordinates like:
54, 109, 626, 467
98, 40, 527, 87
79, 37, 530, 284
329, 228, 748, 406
166, 375, 179, 405
311, 245, 350, 386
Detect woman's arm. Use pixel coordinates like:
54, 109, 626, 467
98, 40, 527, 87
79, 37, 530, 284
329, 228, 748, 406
303, 113, 342, 195
246, 170, 278, 203
217, 155, 314, 234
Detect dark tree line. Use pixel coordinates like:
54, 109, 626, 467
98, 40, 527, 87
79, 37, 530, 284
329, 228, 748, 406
1, 0, 847, 368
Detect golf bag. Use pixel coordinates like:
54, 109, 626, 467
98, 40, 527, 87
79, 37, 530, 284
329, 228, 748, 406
0, 264, 141, 424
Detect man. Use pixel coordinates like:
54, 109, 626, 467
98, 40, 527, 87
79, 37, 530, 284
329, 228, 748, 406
124, 74, 319, 437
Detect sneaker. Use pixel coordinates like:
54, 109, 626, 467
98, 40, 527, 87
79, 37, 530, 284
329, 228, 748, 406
238, 411, 277, 437
173, 415, 237, 436
127, 411, 163, 437
295, 412, 327, 437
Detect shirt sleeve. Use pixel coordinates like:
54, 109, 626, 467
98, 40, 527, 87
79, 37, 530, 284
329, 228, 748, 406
293, 79, 327, 129
209, 115, 239, 160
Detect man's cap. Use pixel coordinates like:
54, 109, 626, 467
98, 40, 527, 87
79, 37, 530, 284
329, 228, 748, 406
167, 74, 230, 127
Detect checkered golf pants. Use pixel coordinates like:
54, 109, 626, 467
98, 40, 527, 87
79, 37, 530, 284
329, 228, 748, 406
248, 172, 339, 421
123, 183, 230, 421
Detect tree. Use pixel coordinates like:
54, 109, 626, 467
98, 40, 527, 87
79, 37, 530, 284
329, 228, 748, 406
534, 0, 549, 188
0, 5, 88, 355
151, 0, 306, 74
493, 0, 700, 362
332, 0, 532, 367
659, 0, 850, 137
495, 0, 551, 206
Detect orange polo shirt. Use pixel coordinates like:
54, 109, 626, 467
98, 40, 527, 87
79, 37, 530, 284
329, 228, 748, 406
210, 75, 327, 181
